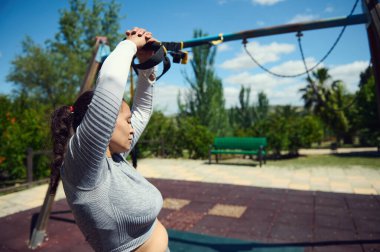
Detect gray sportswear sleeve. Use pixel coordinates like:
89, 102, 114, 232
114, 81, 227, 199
63, 40, 155, 189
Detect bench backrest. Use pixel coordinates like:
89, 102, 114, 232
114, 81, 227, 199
213, 137, 267, 150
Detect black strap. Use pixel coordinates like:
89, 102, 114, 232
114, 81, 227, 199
132, 44, 171, 80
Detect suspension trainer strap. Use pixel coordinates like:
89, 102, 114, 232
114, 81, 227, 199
132, 42, 171, 80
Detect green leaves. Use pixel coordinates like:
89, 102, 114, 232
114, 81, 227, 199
181, 29, 230, 137
2, 0, 124, 182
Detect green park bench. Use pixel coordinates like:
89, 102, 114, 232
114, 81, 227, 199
209, 137, 267, 167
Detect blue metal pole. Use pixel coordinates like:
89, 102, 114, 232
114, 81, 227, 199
182, 14, 368, 48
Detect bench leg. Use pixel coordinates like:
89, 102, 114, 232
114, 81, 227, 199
216, 154, 219, 164
209, 150, 212, 164
258, 151, 263, 167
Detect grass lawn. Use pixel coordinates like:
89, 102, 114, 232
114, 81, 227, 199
269, 153, 380, 169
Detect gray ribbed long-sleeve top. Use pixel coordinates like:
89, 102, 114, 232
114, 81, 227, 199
61, 40, 163, 252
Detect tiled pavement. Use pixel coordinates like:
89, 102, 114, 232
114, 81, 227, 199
0, 157, 380, 251
137, 158, 380, 195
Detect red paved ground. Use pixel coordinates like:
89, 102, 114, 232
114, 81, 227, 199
1, 178, 380, 252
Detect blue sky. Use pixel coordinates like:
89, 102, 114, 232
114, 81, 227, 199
0, 0, 370, 114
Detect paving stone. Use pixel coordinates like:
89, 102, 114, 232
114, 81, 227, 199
269, 223, 313, 242
162, 198, 191, 210
311, 177, 330, 184
313, 245, 365, 252
157, 208, 174, 220
315, 194, 346, 207
311, 184, 332, 192
161, 210, 204, 231
355, 218, 380, 233
314, 227, 357, 242
249, 219, 272, 239
286, 193, 314, 205
353, 188, 378, 195
288, 183, 311, 191
362, 243, 380, 252
346, 197, 380, 210
315, 205, 351, 218
315, 214, 355, 231
208, 204, 247, 218
250, 198, 283, 212
218, 195, 253, 206
269, 178, 291, 188
281, 202, 314, 214
182, 201, 215, 214
357, 231, 380, 241
275, 212, 313, 227
350, 209, 380, 221
241, 208, 276, 223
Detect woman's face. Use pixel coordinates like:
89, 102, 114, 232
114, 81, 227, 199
108, 101, 134, 153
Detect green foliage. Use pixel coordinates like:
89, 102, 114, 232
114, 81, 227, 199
180, 29, 230, 136
354, 67, 380, 145
139, 111, 214, 159
229, 86, 254, 130
139, 111, 182, 158
7, 37, 76, 107
299, 67, 351, 142
0, 97, 51, 180
230, 88, 270, 135
2, 0, 123, 182
7, 0, 122, 109
250, 105, 323, 156
176, 116, 214, 159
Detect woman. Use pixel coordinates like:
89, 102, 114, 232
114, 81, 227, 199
51, 27, 168, 252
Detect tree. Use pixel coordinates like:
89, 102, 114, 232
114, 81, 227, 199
253, 91, 269, 122
7, 0, 122, 108
180, 29, 230, 136
2, 0, 123, 182
230, 86, 254, 130
229, 89, 269, 137
299, 67, 350, 142
354, 66, 380, 145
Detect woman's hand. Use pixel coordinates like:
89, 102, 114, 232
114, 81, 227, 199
125, 27, 158, 64
136, 37, 159, 64
125, 27, 150, 50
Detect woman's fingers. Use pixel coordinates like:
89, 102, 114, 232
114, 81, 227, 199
126, 28, 152, 39
125, 27, 154, 49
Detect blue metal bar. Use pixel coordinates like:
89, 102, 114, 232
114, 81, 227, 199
182, 14, 368, 48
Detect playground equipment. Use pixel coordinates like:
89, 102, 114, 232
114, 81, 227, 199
29, 0, 380, 249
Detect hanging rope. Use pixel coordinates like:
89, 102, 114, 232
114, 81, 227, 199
243, 0, 360, 78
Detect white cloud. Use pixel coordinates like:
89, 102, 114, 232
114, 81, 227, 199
252, 0, 284, 6
223, 58, 324, 105
222, 59, 368, 107
224, 86, 241, 108
220, 41, 295, 70
151, 59, 367, 114
256, 20, 265, 26
288, 14, 319, 23
324, 5, 334, 13
270, 57, 320, 76
223, 71, 305, 106
216, 43, 231, 52
153, 82, 187, 115
329, 61, 368, 92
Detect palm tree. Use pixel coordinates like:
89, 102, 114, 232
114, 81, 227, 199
299, 67, 349, 142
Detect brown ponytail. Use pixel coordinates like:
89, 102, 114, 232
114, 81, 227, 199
50, 90, 94, 192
